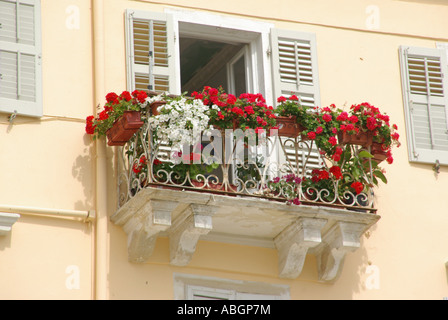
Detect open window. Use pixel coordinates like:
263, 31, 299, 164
125, 8, 321, 107
125, 10, 270, 96
125, 9, 323, 178
179, 36, 249, 96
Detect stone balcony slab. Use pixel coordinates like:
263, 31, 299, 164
111, 186, 380, 282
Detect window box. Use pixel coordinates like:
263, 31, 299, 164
338, 131, 374, 148
276, 116, 306, 138
106, 111, 144, 146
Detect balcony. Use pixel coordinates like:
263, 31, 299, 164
95, 89, 399, 282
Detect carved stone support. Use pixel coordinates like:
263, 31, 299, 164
114, 199, 177, 263
274, 217, 327, 279
169, 204, 216, 266
316, 221, 367, 283
0, 212, 20, 236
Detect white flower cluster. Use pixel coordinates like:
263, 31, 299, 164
145, 92, 167, 105
148, 97, 212, 150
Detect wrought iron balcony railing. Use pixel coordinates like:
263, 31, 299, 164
116, 102, 378, 214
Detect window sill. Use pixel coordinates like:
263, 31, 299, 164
111, 186, 380, 283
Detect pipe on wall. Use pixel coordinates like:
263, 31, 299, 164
0, 205, 94, 222
92, 0, 109, 301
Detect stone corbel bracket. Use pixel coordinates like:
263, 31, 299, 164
274, 217, 327, 279
0, 212, 20, 236
111, 199, 177, 263
315, 221, 368, 283
169, 204, 217, 266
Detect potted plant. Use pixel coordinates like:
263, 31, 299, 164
232, 92, 277, 133
337, 102, 400, 163
148, 93, 211, 152
191, 86, 238, 130
274, 98, 342, 157
192, 86, 277, 133
266, 173, 303, 205
274, 95, 310, 137
85, 90, 148, 146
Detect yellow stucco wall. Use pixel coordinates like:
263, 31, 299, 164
1, 0, 447, 300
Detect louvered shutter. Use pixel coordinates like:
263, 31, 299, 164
399, 46, 448, 164
125, 10, 178, 93
270, 29, 321, 108
0, 0, 42, 117
271, 29, 323, 174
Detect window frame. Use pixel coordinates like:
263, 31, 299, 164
174, 273, 290, 300
0, 0, 42, 117
166, 8, 274, 100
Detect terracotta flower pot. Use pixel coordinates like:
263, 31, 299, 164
371, 142, 388, 163
149, 101, 166, 116
275, 116, 305, 138
338, 131, 373, 147
106, 111, 144, 146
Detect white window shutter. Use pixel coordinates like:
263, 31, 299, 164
125, 9, 178, 93
271, 29, 323, 174
270, 29, 321, 108
0, 0, 42, 117
399, 46, 448, 165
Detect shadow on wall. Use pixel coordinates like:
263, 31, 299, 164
72, 133, 95, 212
0, 233, 13, 251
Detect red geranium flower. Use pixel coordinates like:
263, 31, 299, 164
277, 96, 287, 103
329, 166, 342, 180
85, 115, 96, 134
351, 181, 364, 194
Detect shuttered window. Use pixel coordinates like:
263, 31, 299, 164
0, 0, 42, 117
399, 46, 448, 165
125, 10, 177, 93
271, 29, 323, 173
271, 29, 321, 109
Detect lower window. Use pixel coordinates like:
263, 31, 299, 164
173, 273, 290, 300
